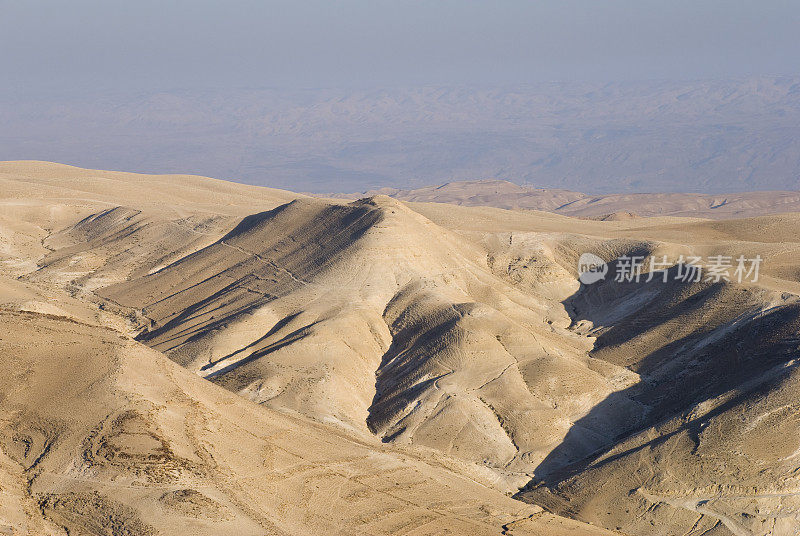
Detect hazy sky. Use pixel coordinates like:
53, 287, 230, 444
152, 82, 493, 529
2, 0, 799, 93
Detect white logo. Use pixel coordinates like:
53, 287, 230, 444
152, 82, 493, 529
578, 253, 608, 285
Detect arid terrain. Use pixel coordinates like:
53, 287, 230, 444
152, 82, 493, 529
2, 161, 800, 535
331, 179, 800, 220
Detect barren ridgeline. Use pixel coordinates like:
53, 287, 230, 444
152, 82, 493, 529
1, 162, 800, 535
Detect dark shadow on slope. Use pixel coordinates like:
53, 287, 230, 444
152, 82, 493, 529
218, 202, 296, 241
203, 322, 317, 379
136, 277, 274, 348
130, 200, 388, 349
522, 261, 800, 487
516, 355, 800, 509
366, 289, 473, 436
200, 312, 303, 371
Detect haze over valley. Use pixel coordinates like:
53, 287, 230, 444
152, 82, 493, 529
4, 78, 800, 194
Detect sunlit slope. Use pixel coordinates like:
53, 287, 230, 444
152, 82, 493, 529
0, 160, 303, 291
0, 161, 299, 211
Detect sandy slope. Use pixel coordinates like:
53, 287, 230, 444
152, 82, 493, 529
3, 162, 800, 535
0, 308, 615, 536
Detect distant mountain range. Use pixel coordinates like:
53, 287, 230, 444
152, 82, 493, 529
327, 178, 800, 219
3, 77, 800, 193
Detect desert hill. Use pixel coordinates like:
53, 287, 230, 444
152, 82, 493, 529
2, 162, 800, 535
95, 193, 640, 491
